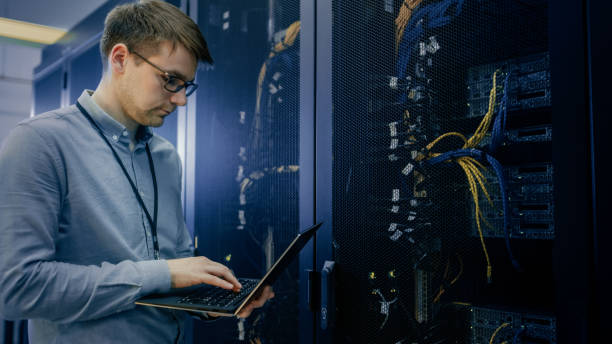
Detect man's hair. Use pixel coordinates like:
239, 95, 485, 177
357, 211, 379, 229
100, 0, 213, 69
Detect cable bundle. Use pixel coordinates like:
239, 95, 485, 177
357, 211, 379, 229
424, 70, 520, 283
488, 322, 526, 344
395, 0, 424, 54
255, 21, 301, 116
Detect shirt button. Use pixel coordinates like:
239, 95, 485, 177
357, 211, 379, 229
112, 135, 118, 141
139, 191, 145, 197
122, 131, 128, 137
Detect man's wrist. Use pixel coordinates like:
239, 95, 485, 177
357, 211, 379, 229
136, 260, 172, 296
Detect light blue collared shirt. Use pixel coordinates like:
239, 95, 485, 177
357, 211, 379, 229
0, 91, 194, 343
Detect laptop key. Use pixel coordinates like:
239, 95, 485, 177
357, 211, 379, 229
178, 278, 259, 307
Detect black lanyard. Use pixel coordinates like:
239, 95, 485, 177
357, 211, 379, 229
76, 101, 160, 260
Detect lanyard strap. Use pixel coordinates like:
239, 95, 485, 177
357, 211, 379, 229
76, 101, 160, 260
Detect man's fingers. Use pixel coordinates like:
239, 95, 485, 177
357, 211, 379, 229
199, 275, 234, 289
237, 286, 275, 318
166, 257, 243, 290
238, 304, 257, 318
251, 298, 267, 308
201, 264, 242, 289
253, 288, 274, 307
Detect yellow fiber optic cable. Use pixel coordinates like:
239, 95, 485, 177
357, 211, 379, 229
395, 0, 424, 54
423, 70, 504, 282
461, 159, 493, 281
489, 322, 510, 344
462, 157, 493, 207
465, 70, 501, 148
255, 21, 301, 115
433, 254, 463, 303
426, 131, 468, 150
250, 21, 301, 161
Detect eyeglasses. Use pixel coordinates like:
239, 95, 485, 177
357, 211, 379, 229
131, 50, 198, 96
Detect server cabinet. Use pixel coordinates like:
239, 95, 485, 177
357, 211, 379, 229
324, 0, 591, 343
190, 1, 309, 342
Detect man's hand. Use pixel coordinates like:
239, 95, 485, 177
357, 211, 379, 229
237, 285, 275, 318
166, 256, 242, 290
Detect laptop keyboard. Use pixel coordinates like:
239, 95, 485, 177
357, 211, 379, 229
177, 278, 259, 308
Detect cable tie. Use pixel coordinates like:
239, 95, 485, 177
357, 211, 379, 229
389, 76, 399, 90
389, 121, 398, 137
390, 231, 403, 241
390, 139, 399, 150
402, 163, 415, 175
392, 189, 400, 202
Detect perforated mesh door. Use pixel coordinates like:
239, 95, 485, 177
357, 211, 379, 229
193, 0, 302, 342
331, 0, 555, 343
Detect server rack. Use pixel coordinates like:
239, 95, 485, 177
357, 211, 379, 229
191, 1, 591, 343
321, 0, 595, 343
190, 1, 310, 343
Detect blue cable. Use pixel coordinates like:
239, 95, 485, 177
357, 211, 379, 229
426, 148, 522, 271
395, 0, 465, 104
485, 154, 522, 272
512, 326, 526, 344
489, 72, 511, 153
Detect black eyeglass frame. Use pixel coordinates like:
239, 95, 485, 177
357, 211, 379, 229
131, 50, 199, 96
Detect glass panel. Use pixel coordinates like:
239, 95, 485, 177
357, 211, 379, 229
193, 0, 302, 342
332, 0, 554, 342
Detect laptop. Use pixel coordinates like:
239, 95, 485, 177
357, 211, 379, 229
136, 222, 323, 317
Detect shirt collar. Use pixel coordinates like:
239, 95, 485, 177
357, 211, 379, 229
77, 90, 153, 146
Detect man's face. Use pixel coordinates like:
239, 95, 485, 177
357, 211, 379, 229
119, 41, 197, 128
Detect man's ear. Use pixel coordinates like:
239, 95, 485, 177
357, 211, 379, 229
108, 43, 130, 74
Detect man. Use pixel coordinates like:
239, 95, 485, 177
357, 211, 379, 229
0, 1, 273, 342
